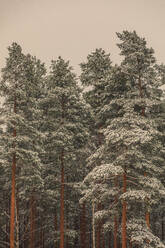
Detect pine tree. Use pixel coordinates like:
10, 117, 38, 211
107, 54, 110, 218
40, 57, 90, 247
116, 30, 165, 245
80, 48, 113, 248
81, 32, 165, 248
0, 43, 46, 248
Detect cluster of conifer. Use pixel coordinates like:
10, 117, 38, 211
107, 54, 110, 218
0, 30, 165, 248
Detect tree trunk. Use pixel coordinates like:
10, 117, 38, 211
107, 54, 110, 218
92, 201, 96, 248
42, 229, 45, 248
145, 212, 150, 228
22, 206, 29, 248
109, 231, 112, 248
10, 97, 16, 248
96, 203, 102, 248
15, 197, 19, 248
60, 150, 65, 248
114, 216, 118, 248
162, 213, 164, 241
29, 194, 35, 248
138, 74, 150, 229
122, 173, 127, 248
74, 216, 79, 248
80, 202, 86, 248
114, 177, 118, 248
102, 231, 105, 248
10, 139, 16, 248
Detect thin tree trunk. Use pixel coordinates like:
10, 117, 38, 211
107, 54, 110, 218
42, 229, 45, 248
114, 216, 118, 248
10, 96, 16, 248
138, 74, 150, 229
29, 194, 35, 248
92, 201, 96, 248
22, 207, 28, 248
65, 181, 70, 248
60, 150, 65, 248
122, 173, 127, 248
54, 208, 58, 248
80, 202, 86, 248
74, 216, 79, 248
145, 212, 150, 228
15, 198, 19, 248
41, 217, 45, 248
96, 203, 102, 248
114, 177, 118, 248
102, 232, 105, 248
108, 231, 112, 248
162, 213, 164, 241
10, 138, 16, 248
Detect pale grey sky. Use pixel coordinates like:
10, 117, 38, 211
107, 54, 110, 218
1, 0, 165, 75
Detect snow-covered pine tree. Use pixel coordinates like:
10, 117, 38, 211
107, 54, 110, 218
18, 53, 46, 248
80, 48, 113, 248
81, 31, 165, 248
148, 67, 165, 242
116, 30, 165, 246
80, 65, 128, 248
0, 43, 46, 248
40, 57, 89, 248
0, 43, 26, 248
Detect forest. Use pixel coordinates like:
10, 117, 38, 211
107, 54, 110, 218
1, 30, 165, 248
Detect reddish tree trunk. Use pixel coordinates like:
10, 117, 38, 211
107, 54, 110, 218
145, 212, 150, 228
10, 97, 16, 248
114, 177, 118, 248
96, 203, 102, 248
29, 194, 36, 248
80, 202, 86, 248
22, 207, 29, 248
60, 150, 65, 248
122, 173, 127, 248
102, 232, 105, 248
114, 216, 118, 248
15, 194, 20, 248
10, 134, 16, 248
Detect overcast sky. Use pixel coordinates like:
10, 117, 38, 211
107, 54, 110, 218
1, 0, 165, 75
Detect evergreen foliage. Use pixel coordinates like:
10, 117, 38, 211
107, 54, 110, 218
0, 31, 165, 247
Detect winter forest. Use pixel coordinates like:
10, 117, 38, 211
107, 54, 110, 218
1, 30, 165, 248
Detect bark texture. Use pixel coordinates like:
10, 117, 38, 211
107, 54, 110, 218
122, 173, 127, 248
10, 97, 16, 248
60, 150, 65, 248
